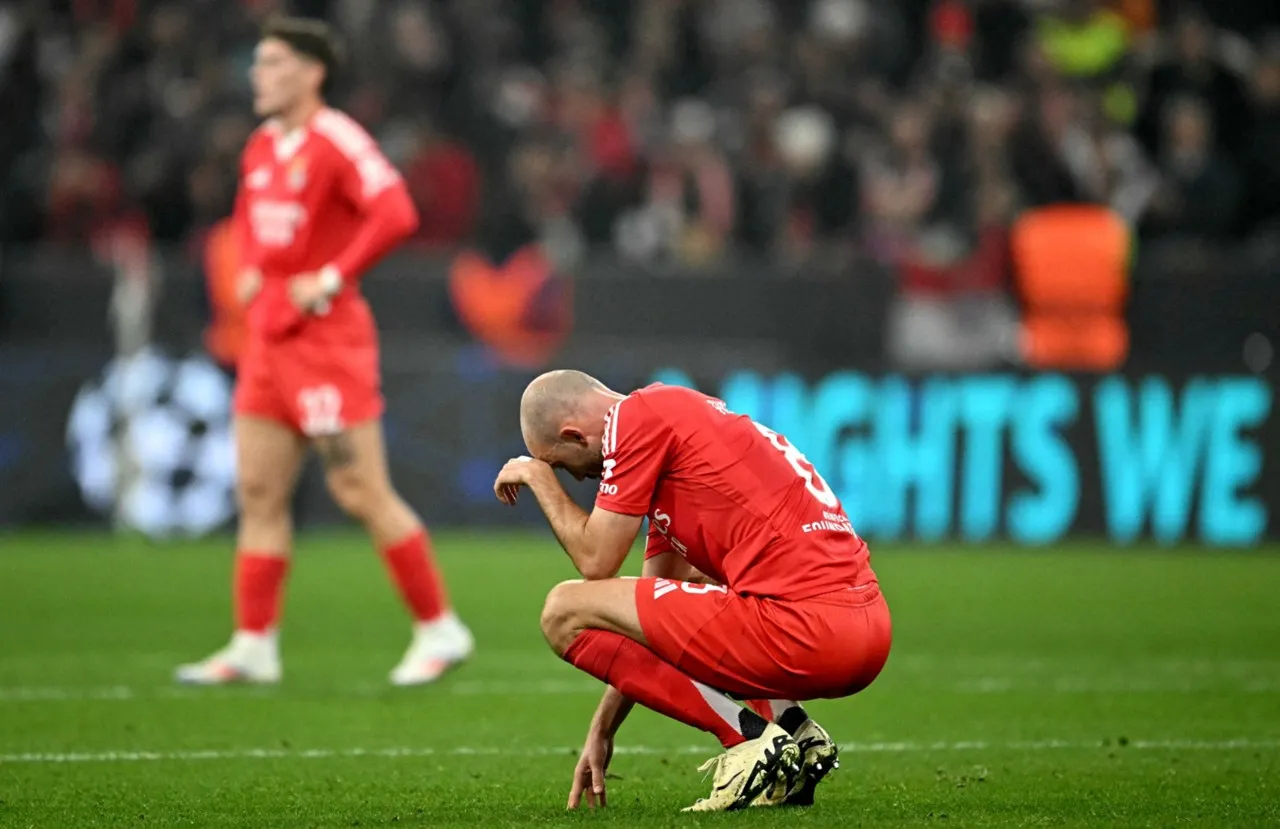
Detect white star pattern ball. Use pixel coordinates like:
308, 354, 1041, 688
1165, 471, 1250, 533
66, 348, 237, 538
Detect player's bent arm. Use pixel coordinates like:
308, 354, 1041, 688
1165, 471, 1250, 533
231, 181, 263, 274
590, 686, 635, 739
574, 508, 644, 580
324, 185, 419, 286
520, 465, 643, 580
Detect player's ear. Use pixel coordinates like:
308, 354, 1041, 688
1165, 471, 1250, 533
561, 426, 587, 447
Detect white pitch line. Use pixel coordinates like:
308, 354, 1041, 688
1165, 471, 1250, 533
3, 674, 1279, 704
0, 681, 602, 703
952, 677, 1280, 694
0, 686, 137, 701
3, 739, 1280, 765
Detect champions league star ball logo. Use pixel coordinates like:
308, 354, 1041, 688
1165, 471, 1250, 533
66, 348, 237, 538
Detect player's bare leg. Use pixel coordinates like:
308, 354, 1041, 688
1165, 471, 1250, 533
541, 579, 801, 811
176, 416, 307, 684
317, 419, 472, 685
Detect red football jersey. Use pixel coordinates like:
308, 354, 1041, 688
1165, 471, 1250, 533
595, 384, 873, 599
234, 107, 417, 339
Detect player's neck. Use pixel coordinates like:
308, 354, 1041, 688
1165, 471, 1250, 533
277, 98, 323, 134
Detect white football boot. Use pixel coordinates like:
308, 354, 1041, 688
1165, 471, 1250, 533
174, 631, 282, 685
388, 611, 474, 686
681, 723, 802, 812
752, 716, 840, 807
787, 717, 840, 805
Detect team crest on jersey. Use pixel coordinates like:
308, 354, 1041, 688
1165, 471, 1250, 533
287, 157, 308, 191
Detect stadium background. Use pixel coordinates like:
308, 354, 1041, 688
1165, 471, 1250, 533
1, 0, 1276, 542
2, 1, 1279, 826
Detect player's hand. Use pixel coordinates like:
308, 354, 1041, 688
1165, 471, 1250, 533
237, 269, 262, 305
287, 272, 334, 314
493, 456, 550, 505
567, 730, 613, 809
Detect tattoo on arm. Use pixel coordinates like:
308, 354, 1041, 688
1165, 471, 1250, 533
313, 433, 357, 469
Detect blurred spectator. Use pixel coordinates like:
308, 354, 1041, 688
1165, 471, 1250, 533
479, 135, 583, 269
1012, 83, 1156, 223
381, 1, 461, 133
403, 121, 482, 249
967, 87, 1021, 231
735, 104, 859, 265
0, 0, 1273, 278
615, 98, 734, 266
44, 148, 126, 243
972, 0, 1033, 82
1141, 95, 1240, 240
1243, 37, 1280, 234
861, 101, 942, 263
886, 85, 1019, 371
1136, 7, 1250, 158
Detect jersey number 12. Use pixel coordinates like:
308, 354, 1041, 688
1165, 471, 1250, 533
752, 421, 839, 508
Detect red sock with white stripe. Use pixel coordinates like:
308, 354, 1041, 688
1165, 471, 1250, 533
380, 528, 449, 622
563, 630, 767, 748
746, 699, 808, 735
234, 552, 289, 634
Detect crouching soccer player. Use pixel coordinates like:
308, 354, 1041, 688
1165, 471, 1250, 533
493, 371, 891, 811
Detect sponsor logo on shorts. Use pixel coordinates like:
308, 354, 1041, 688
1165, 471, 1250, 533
653, 578, 679, 599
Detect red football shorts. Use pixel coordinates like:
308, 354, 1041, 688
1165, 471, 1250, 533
635, 577, 891, 700
233, 327, 383, 436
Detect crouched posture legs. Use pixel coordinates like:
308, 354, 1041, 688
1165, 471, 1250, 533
539, 579, 878, 811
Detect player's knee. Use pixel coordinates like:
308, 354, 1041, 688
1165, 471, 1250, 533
540, 580, 586, 656
237, 468, 290, 520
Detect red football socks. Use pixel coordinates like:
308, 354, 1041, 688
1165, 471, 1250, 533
234, 552, 290, 633
563, 629, 753, 748
745, 699, 808, 735
380, 529, 449, 622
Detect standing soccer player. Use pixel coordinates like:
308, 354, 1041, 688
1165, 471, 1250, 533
493, 371, 891, 811
176, 17, 473, 686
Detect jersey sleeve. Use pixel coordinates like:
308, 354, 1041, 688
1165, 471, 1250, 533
314, 109, 403, 209
313, 110, 419, 281
643, 521, 675, 560
593, 396, 673, 516
232, 144, 261, 271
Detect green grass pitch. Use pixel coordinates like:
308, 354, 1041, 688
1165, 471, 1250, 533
1, 531, 1278, 827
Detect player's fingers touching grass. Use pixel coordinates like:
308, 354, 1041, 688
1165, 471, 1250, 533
567, 748, 607, 810
567, 752, 591, 809
568, 730, 614, 810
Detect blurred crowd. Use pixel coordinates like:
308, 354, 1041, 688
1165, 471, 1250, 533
1, 0, 1279, 274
